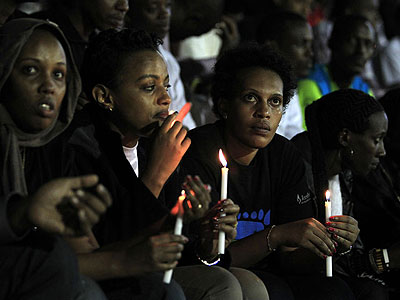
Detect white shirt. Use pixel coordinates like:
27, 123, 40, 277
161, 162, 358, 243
123, 143, 139, 177
276, 91, 304, 139
158, 45, 197, 130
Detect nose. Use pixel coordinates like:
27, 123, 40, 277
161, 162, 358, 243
116, 0, 129, 13
255, 100, 270, 119
377, 140, 386, 157
159, 4, 170, 19
157, 87, 171, 107
39, 73, 55, 95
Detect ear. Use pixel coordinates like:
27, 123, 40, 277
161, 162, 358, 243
338, 128, 351, 147
218, 98, 229, 119
92, 84, 114, 111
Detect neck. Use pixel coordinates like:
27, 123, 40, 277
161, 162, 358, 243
64, 6, 95, 41
224, 128, 258, 166
108, 121, 139, 148
324, 149, 342, 178
328, 61, 354, 89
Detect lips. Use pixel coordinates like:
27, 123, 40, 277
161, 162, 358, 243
109, 16, 125, 28
251, 122, 271, 135
37, 98, 56, 118
154, 110, 169, 120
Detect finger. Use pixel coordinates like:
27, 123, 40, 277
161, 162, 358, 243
67, 174, 99, 190
75, 189, 108, 214
69, 198, 100, 228
326, 221, 358, 235
311, 229, 336, 255
151, 233, 188, 245
175, 126, 188, 143
329, 215, 358, 225
181, 136, 191, 150
95, 184, 113, 207
160, 112, 178, 133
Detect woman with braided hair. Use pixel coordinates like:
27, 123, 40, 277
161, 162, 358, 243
292, 88, 389, 299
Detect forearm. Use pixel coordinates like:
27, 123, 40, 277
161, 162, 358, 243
229, 228, 273, 268
140, 173, 165, 198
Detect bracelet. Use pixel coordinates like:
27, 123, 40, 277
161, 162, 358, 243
338, 245, 353, 256
196, 253, 221, 266
370, 248, 387, 274
266, 225, 277, 252
382, 248, 390, 269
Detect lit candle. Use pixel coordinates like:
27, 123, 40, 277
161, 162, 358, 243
218, 149, 228, 254
163, 190, 185, 284
325, 190, 332, 277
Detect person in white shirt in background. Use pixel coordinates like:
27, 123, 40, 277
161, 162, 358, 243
125, 0, 196, 130
256, 11, 313, 139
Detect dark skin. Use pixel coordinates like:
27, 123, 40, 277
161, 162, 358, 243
329, 20, 375, 89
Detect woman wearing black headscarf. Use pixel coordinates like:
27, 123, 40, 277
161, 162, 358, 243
0, 18, 111, 299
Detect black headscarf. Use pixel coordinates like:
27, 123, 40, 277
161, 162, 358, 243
0, 18, 81, 241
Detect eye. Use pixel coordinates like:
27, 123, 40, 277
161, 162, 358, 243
53, 70, 65, 79
243, 94, 257, 102
143, 85, 155, 92
269, 97, 282, 107
165, 84, 171, 92
23, 66, 37, 75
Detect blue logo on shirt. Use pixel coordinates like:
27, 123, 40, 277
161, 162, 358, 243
236, 209, 270, 239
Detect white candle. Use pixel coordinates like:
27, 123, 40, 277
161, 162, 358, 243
325, 190, 332, 277
218, 149, 228, 255
163, 191, 185, 284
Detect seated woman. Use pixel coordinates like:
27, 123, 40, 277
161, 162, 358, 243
349, 88, 400, 298
180, 43, 357, 299
63, 28, 268, 299
292, 88, 390, 299
0, 18, 111, 299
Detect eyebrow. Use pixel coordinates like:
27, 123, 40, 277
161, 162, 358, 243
244, 88, 283, 96
136, 74, 170, 82
17, 58, 66, 66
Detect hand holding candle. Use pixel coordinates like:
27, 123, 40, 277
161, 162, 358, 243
325, 190, 332, 277
218, 149, 229, 255
163, 190, 185, 284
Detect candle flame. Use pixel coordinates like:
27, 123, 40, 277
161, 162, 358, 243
171, 190, 185, 216
219, 149, 227, 167
325, 190, 330, 201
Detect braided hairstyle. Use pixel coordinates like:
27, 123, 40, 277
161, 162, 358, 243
305, 89, 384, 219
81, 29, 162, 102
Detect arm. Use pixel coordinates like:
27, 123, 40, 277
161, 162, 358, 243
6, 175, 111, 239
141, 113, 191, 198
75, 233, 188, 280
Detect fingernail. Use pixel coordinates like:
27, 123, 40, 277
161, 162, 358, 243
333, 234, 338, 239
76, 189, 84, 197
71, 196, 79, 204
334, 241, 338, 247
194, 175, 200, 181
329, 216, 336, 221
323, 255, 327, 259
328, 227, 335, 232
97, 184, 105, 192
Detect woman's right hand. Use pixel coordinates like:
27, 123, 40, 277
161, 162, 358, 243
142, 113, 191, 197
270, 218, 337, 259
123, 233, 188, 275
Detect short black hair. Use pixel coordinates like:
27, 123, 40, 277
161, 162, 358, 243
81, 29, 162, 101
211, 43, 296, 118
256, 11, 308, 45
328, 14, 375, 50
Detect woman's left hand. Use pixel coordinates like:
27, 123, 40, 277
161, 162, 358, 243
181, 175, 211, 222
196, 199, 240, 259
325, 215, 360, 252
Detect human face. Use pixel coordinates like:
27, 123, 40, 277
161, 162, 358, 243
2, 29, 67, 133
169, 0, 224, 40
332, 21, 375, 76
223, 67, 283, 151
109, 50, 170, 142
83, 0, 129, 30
279, 21, 313, 79
345, 111, 388, 177
276, 0, 313, 18
128, 0, 171, 39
